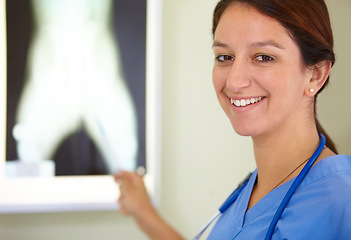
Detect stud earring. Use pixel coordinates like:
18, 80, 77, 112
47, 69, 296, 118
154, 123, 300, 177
309, 89, 314, 93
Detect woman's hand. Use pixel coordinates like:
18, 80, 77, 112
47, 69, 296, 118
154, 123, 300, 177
114, 171, 154, 218
114, 171, 184, 240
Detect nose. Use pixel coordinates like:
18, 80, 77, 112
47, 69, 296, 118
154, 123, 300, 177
226, 59, 251, 92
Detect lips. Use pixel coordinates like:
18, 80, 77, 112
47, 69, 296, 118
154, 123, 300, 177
230, 97, 262, 107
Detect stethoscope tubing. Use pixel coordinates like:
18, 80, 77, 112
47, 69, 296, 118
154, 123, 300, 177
264, 133, 326, 239
219, 173, 252, 213
192, 175, 251, 240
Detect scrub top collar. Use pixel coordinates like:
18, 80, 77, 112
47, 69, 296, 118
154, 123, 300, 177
238, 170, 295, 228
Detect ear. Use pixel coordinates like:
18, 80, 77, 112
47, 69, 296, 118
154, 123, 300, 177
304, 60, 332, 97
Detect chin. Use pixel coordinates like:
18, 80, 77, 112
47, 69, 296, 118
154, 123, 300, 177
230, 120, 262, 137
233, 129, 254, 137
231, 124, 254, 136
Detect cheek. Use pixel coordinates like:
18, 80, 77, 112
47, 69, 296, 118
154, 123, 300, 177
260, 67, 302, 94
264, 68, 307, 111
212, 67, 229, 113
212, 66, 228, 94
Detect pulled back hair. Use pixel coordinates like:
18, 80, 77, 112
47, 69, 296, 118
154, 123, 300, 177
212, 0, 338, 153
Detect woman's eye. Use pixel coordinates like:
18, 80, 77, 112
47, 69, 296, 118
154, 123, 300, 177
216, 55, 235, 62
254, 55, 274, 62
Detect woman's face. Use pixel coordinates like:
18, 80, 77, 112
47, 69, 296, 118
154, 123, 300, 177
212, 3, 313, 138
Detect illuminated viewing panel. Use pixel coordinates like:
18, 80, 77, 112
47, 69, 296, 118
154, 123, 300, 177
6, 0, 146, 177
0, 0, 161, 213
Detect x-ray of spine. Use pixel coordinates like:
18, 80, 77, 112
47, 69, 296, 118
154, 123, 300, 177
12, 0, 138, 174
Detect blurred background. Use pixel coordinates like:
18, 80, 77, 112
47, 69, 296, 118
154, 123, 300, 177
0, 0, 350, 239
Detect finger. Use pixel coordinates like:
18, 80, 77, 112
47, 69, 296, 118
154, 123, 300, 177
115, 171, 135, 188
118, 196, 131, 216
113, 170, 126, 184
127, 171, 144, 185
119, 171, 143, 187
119, 207, 130, 216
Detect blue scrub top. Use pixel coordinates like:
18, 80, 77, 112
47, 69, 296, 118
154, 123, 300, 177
208, 155, 351, 239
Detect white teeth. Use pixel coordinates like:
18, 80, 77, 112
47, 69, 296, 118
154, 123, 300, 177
231, 97, 262, 107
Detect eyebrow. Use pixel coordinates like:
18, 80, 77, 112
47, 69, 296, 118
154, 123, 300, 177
249, 40, 285, 49
212, 41, 229, 48
212, 40, 285, 50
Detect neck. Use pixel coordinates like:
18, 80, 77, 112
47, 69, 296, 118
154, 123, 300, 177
251, 125, 320, 191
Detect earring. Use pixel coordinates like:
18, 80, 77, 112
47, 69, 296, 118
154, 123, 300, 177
309, 89, 314, 93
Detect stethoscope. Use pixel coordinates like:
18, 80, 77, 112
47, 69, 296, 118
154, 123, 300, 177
193, 133, 326, 240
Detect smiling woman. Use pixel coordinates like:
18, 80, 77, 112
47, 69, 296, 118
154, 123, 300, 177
212, 0, 337, 152
114, 0, 351, 239
211, 3, 327, 139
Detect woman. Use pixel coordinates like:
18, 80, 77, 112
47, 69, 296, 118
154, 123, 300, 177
115, 0, 351, 239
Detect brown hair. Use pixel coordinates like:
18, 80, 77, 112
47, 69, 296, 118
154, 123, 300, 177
212, 0, 338, 153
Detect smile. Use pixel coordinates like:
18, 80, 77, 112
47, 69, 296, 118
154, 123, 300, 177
230, 97, 262, 107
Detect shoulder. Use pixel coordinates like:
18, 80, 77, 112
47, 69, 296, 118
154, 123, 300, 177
300, 154, 351, 191
296, 155, 351, 207
275, 155, 351, 239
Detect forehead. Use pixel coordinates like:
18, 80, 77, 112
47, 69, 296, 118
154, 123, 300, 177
214, 3, 292, 45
